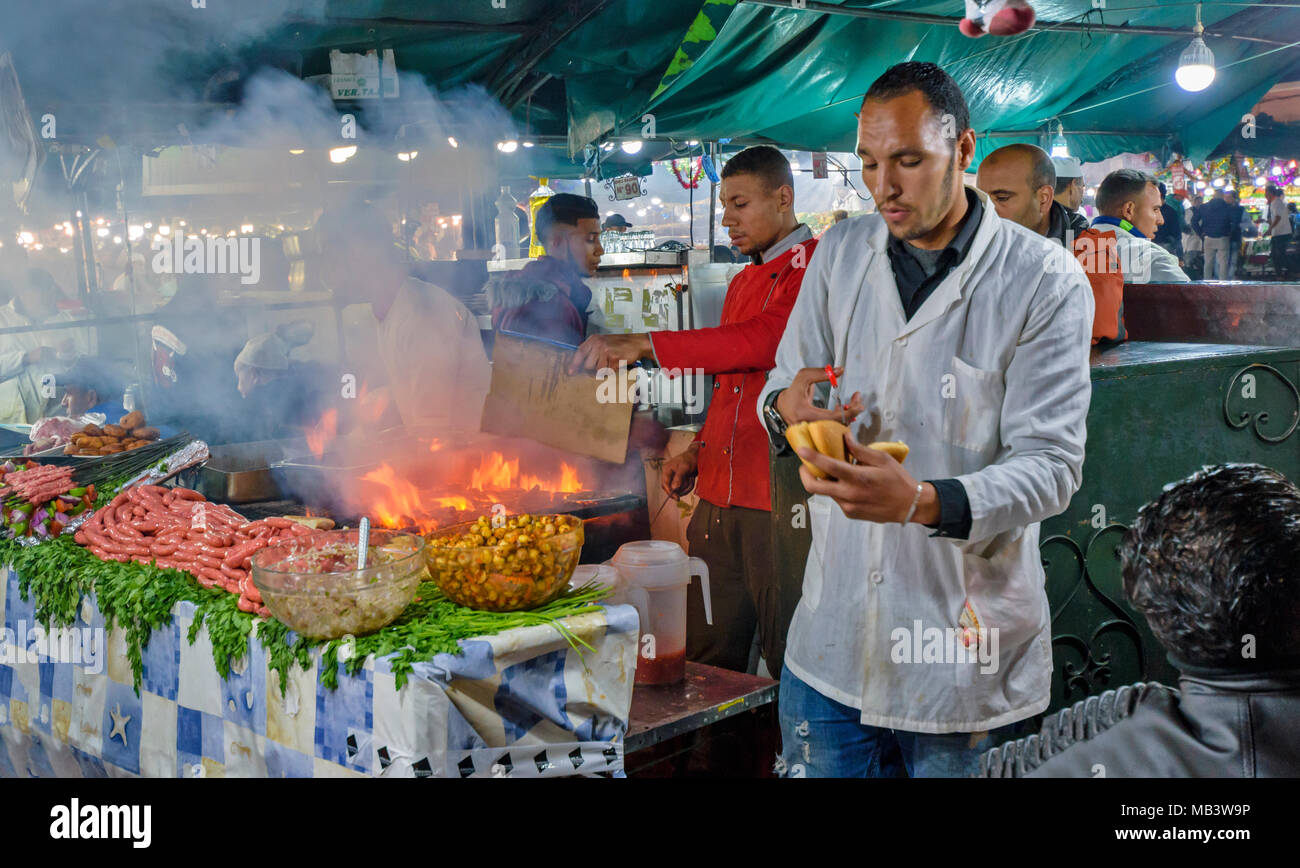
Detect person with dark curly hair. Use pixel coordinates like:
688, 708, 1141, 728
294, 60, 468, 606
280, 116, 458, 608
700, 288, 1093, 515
981, 463, 1300, 777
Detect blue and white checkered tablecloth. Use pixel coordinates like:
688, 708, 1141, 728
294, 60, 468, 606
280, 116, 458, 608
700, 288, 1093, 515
0, 567, 639, 778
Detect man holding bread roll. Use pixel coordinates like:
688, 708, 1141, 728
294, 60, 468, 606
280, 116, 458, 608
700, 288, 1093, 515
758, 62, 1093, 777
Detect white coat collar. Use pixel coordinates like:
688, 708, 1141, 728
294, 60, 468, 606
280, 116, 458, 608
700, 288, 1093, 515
889, 185, 1003, 339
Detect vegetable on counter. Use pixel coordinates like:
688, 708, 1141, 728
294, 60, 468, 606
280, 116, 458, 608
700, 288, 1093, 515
1, 533, 611, 694
0, 460, 95, 540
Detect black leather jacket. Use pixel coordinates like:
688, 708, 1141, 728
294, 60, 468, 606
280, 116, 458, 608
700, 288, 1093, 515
978, 668, 1300, 777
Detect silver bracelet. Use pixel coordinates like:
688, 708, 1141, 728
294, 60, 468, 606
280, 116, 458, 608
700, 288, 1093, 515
901, 483, 924, 524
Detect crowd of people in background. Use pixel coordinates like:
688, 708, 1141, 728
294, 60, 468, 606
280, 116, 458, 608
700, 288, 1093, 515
1179, 183, 1296, 279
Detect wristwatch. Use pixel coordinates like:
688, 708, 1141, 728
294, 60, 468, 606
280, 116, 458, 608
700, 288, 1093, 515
762, 390, 788, 437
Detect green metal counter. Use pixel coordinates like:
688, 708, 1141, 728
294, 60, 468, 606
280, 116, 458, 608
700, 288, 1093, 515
769, 341, 1300, 716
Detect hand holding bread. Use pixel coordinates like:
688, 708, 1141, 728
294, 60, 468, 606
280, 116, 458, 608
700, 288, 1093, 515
790, 422, 932, 525
785, 419, 908, 480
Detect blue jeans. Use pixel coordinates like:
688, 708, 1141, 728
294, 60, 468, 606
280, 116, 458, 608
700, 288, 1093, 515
777, 666, 1013, 778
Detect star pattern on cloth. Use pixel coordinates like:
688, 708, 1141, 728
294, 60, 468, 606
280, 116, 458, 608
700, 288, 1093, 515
109, 703, 131, 746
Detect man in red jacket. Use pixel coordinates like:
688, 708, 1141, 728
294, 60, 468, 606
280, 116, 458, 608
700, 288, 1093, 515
569, 145, 819, 675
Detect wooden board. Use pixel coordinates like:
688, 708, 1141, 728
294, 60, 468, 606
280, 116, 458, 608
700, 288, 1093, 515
480, 333, 636, 464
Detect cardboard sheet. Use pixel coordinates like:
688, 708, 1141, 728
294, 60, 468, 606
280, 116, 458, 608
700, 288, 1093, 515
480, 333, 637, 464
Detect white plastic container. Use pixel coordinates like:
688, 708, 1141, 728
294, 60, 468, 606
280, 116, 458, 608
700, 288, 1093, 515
607, 540, 711, 685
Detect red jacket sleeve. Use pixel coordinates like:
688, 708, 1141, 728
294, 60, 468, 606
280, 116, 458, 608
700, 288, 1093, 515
650, 259, 809, 376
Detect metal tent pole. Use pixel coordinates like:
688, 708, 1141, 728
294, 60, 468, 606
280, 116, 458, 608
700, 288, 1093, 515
708, 141, 717, 258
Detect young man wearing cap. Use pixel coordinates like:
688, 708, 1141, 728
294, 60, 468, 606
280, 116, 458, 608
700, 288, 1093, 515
486, 193, 605, 348
977, 143, 1126, 344
1051, 156, 1089, 235
602, 214, 632, 233
568, 145, 818, 677
759, 62, 1093, 777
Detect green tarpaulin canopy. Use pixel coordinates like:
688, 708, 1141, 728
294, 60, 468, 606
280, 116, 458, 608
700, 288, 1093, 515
6, 0, 1299, 174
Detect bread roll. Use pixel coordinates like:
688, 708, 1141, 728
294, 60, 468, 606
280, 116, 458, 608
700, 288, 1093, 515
784, 422, 828, 480
807, 420, 849, 464
867, 441, 909, 464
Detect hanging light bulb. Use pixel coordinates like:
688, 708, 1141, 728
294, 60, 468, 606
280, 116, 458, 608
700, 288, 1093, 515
1176, 5, 1215, 92
1050, 122, 1069, 158
1256, 175, 1267, 186
621, 140, 643, 155
497, 140, 519, 153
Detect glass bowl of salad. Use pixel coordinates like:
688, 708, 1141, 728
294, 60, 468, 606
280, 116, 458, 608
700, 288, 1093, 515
251, 529, 425, 640
424, 513, 583, 612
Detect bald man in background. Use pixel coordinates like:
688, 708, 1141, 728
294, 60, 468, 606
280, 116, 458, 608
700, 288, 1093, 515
977, 144, 1126, 344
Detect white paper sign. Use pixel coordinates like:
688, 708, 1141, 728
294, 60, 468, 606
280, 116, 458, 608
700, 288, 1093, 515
329, 49, 399, 100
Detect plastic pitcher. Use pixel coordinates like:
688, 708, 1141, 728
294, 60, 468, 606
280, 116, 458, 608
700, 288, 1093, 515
607, 540, 711, 686
569, 564, 622, 594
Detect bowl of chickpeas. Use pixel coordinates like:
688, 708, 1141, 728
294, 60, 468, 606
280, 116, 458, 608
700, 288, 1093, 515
423, 514, 584, 612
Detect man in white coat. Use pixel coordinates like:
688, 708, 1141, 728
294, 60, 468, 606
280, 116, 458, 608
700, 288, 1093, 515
1089, 169, 1190, 283
757, 62, 1094, 777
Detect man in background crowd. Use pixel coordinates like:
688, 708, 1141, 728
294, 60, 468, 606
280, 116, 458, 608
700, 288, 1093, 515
1182, 192, 1205, 278
976, 144, 1125, 344
1051, 155, 1089, 235
984, 463, 1300, 777
234, 321, 334, 442
1266, 185, 1292, 278
317, 201, 490, 435
150, 274, 246, 443
1152, 182, 1184, 264
1090, 169, 1189, 283
601, 214, 632, 234
1225, 188, 1246, 278
1193, 187, 1234, 279
60, 358, 127, 421
0, 270, 91, 423
486, 193, 604, 347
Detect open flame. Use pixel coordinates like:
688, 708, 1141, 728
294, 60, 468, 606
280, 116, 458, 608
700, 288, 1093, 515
359, 464, 423, 528
304, 386, 391, 459
305, 409, 338, 459
356, 450, 588, 533
469, 452, 584, 494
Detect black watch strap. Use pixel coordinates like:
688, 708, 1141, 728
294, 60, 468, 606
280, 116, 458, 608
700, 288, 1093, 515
763, 390, 788, 438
